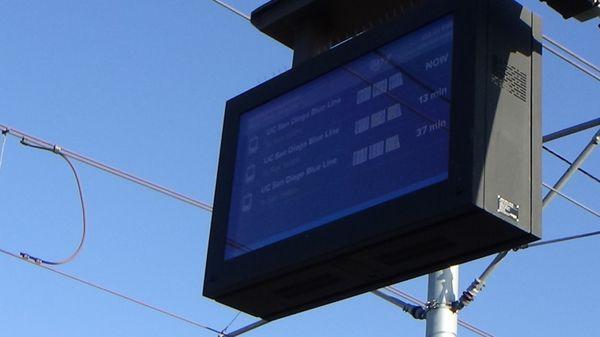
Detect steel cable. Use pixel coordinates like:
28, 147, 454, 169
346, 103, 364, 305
17, 138, 87, 266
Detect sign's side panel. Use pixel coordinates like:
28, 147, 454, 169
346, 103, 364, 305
530, 13, 542, 237
483, 0, 538, 235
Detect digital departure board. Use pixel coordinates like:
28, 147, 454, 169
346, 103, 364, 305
226, 16, 453, 259
205, 0, 541, 321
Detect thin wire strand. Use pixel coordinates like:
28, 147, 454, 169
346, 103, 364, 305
543, 44, 600, 82
542, 182, 600, 218
543, 146, 600, 184
525, 230, 600, 248
18, 138, 87, 265
0, 125, 213, 212
210, 0, 250, 20
206, 0, 600, 83
542, 35, 600, 74
224, 320, 268, 337
221, 311, 242, 334
0, 246, 222, 335
0, 130, 7, 170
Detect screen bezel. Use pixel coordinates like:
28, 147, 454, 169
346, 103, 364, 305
205, 0, 481, 295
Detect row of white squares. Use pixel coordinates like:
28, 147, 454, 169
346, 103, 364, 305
355, 103, 403, 135
356, 72, 404, 105
352, 135, 401, 167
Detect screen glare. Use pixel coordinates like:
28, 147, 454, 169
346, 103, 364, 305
226, 16, 453, 259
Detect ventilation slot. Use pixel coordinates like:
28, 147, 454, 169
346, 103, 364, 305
491, 56, 528, 102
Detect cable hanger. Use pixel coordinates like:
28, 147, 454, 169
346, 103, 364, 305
18, 137, 87, 266
0, 128, 8, 170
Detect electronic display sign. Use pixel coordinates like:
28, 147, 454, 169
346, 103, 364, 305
205, 0, 542, 321
227, 15, 453, 259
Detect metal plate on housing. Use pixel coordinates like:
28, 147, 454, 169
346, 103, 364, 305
497, 195, 519, 221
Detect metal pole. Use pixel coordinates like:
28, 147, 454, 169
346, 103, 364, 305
542, 117, 600, 143
543, 129, 600, 205
426, 266, 459, 337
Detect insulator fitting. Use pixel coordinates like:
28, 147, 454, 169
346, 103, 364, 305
452, 278, 485, 312
406, 304, 427, 320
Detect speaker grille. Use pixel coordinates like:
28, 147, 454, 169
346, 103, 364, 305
491, 56, 528, 102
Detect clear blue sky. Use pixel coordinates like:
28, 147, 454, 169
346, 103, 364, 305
0, 1, 598, 336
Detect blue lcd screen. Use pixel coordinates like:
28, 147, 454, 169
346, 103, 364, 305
226, 16, 453, 259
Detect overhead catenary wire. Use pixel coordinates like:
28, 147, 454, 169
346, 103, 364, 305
542, 182, 600, 218
207, 0, 600, 83
542, 43, 600, 82
210, 0, 250, 20
523, 229, 600, 249
0, 246, 223, 336
542, 35, 600, 75
543, 128, 600, 205
543, 146, 600, 184
17, 138, 88, 266
0, 125, 213, 212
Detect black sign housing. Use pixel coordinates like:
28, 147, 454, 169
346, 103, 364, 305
204, 0, 542, 320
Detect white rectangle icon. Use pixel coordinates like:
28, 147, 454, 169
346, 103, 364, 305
371, 110, 386, 128
385, 135, 400, 153
389, 72, 404, 90
369, 141, 385, 160
356, 86, 371, 104
354, 116, 370, 135
387, 104, 402, 121
372, 79, 388, 97
352, 147, 369, 166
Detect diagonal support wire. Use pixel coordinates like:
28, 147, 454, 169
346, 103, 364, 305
210, 0, 251, 20
542, 183, 600, 218
223, 319, 268, 337
543, 146, 600, 184
543, 129, 600, 206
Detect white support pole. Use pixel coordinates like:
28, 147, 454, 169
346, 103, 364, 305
426, 266, 459, 337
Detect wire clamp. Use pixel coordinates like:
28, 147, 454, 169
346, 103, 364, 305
452, 278, 486, 312
52, 145, 62, 154
407, 304, 427, 320
425, 300, 440, 310
19, 252, 42, 264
